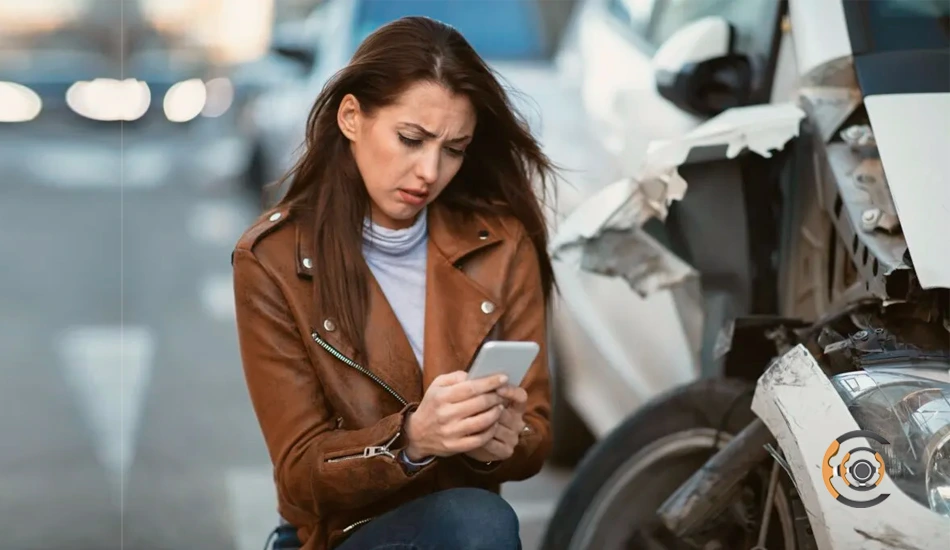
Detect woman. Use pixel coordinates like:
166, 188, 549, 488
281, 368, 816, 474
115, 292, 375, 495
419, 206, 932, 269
233, 16, 556, 550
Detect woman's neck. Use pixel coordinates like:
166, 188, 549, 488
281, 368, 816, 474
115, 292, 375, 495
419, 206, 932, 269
362, 208, 428, 256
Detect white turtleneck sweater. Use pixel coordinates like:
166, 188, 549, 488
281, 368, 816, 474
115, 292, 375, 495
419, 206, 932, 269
361, 209, 428, 369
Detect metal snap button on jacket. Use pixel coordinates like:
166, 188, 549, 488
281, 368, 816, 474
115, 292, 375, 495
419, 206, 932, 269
323, 319, 336, 332
480, 301, 495, 314
302, 258, 313, 269
269, 212, 282, 222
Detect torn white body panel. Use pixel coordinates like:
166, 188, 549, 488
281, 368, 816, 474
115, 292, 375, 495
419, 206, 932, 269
549, 103, 807, 433
550, 175, 686, 254
551, 102, 806, 296
864, 92, 950, 290
554, 216, 699, 299
646, 102, 806, 161
752, 346, 950, 550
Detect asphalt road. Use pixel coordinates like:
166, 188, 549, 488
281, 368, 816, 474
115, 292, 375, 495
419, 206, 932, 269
0, 138, 575, 550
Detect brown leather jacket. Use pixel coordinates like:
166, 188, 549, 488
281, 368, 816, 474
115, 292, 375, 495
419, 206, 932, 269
232, 201, 552, 550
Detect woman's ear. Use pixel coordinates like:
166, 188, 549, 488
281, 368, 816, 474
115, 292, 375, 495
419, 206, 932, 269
337, 94, 361, 142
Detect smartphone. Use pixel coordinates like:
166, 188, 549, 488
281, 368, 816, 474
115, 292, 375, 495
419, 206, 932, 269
467, 340, 540, 386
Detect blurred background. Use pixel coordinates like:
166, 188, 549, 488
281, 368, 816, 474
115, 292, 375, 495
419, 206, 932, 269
0, 1, 604, 548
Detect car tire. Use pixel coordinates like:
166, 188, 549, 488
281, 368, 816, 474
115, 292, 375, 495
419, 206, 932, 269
541, 377, 802, 550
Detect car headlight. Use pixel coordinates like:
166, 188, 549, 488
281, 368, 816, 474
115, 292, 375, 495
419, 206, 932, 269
201, 77, 234, 118
163, 79, 207, 122
832, 360, 950, 516
66, 78, 151, 122
0, 81, 42, 122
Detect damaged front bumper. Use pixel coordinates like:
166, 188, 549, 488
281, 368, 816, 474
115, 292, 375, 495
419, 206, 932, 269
752, 345, 950, 550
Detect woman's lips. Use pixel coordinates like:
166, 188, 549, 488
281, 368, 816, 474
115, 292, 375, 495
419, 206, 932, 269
397, 188, 428, 206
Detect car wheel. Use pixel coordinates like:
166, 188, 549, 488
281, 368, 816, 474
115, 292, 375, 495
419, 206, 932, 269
541, 378, 802, 550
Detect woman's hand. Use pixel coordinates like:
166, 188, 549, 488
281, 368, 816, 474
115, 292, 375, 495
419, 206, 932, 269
464, 385, 528, 463
403, 371, 509, 460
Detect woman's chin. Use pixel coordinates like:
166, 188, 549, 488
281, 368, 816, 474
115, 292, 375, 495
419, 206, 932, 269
375, 204, 424, 229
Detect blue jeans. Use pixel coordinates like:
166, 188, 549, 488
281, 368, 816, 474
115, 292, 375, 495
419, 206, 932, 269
335, 487, 522, 550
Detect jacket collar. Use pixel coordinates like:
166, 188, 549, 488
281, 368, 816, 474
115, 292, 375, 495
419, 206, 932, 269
294, 201, 503, 277
295, 214, 315, 279
425, 202, 504, 264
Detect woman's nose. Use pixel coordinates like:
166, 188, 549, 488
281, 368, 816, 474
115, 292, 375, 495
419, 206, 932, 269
415, 148, 440, 184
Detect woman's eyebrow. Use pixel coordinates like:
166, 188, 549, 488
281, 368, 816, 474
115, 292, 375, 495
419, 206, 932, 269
400, 122, 470, 144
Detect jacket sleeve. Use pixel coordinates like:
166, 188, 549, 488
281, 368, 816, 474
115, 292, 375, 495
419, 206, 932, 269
232, 249, 435, 520
450, 231, 553, 483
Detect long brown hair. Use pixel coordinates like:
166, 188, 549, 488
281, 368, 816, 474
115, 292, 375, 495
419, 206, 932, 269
276, 16, 557, 357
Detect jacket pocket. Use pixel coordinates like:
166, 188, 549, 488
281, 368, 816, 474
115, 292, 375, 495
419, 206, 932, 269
324, 432, 400, 463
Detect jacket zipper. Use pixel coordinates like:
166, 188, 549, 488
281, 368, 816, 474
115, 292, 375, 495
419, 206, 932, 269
342, 517, 374, 533
311, 330, 408, 406
326, 433, 400, 463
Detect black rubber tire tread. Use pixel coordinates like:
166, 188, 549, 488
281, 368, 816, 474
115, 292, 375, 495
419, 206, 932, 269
540, 377, 756, 550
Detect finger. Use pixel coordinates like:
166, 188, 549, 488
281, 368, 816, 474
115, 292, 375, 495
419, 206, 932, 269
482, 437, 515, 460
432, 370, 468, 387
444, 375, 509, 402
449, 404, 503, 438
496, 408, 518, 429
446, 392, 505, 419
496, 386, 528, 405
450, 423, 499, 453
509, 395, 528, 414
497, 405, 527, 428
493, 423, 520, 448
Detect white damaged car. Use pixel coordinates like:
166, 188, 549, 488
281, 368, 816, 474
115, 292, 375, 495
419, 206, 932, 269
544, 0, 950, 548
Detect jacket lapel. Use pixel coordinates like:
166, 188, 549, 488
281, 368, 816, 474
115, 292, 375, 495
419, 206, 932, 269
422, 203, 506, 390
298, 202, 507, 402
298, 212, 424, 405
361, 273, 425, 402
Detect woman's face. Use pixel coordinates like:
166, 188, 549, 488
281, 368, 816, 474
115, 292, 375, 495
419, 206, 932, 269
338, 81, 476, 229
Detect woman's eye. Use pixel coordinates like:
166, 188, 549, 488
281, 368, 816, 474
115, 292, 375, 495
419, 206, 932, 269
398, 134, 422, 147
445, 147, 465, 158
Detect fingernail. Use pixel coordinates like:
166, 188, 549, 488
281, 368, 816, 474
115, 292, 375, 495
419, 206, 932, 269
499, 375, 509, 384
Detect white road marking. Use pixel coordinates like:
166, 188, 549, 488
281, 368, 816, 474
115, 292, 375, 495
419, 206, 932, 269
201, 273, 236, 321
188, 201, 250, 247
226, 466, 280, 550
58, 325, 155, 493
